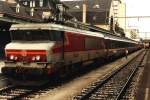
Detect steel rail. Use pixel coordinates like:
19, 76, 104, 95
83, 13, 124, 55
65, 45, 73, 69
115, 66, 138, 100
116, 50, 147, 100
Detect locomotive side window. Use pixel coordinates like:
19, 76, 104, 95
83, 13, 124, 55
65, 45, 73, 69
85, 37, 100, 50
10, 30, 64, 41
49, 30, 63, 41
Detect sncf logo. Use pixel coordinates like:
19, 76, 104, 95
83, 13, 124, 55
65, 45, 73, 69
21, 50, 27, 57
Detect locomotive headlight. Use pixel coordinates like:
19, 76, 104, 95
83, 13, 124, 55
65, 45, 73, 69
36, 55, 40, 61
14, 57, 18, 60
10, 55, 14, 60
32, 56, 36, 61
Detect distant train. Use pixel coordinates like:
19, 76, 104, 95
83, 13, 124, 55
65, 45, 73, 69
1, 23, 143, 80
144, 42, 149, 49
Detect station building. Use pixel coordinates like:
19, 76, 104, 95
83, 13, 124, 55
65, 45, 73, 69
1, 0, 126, 31
62, 0, 126, 31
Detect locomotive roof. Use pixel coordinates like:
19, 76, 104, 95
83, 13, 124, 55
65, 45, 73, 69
10, 23, 104, 38
10, 23, 138, 44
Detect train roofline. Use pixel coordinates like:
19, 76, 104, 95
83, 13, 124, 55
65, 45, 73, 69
10, 23, 139, 44
10, 23, 104, 38
104, 34, 138, 44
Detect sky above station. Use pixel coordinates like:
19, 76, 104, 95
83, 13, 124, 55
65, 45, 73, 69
61, 0, 150, 39
125, 0, 150, 39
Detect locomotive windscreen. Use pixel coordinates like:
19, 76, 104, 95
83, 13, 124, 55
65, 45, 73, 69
10, 30, 63, 41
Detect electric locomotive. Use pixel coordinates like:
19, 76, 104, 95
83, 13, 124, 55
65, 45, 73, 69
1, 22, 142, 80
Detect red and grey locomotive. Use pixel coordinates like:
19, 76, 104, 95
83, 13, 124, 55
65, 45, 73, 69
1, 23, 142, 80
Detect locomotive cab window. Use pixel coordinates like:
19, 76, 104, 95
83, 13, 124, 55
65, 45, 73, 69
10, 30, 64, 41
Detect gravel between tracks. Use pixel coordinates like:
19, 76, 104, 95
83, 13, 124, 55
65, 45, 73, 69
36, 50, 143, 100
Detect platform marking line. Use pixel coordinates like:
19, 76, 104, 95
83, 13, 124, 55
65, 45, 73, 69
145, 88, 149, 100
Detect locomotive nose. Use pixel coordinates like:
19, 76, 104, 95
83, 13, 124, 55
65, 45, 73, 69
3, 42, 56, 80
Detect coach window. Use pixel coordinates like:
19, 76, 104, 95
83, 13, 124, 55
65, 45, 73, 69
109, 40, 112, 49
126, 42, 128, 47
123, 42, 125, 47
122, 42, 124, 48
119, 41, 123, 48
121, 42, 124, 48
111, 40, 115, 49
119, 41, 121, 48
117, 42, 120, 48
114, 41, 117, 48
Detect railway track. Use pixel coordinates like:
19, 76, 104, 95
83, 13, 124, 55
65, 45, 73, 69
120, 50, 148, 99
74, 50, 146, 100
0, 81, 60, 100
0, 85, 39, 100
0, 85, 53, 100
0, 77, 64, 100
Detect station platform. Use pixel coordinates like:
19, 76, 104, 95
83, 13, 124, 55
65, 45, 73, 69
136, 49, 150, 100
